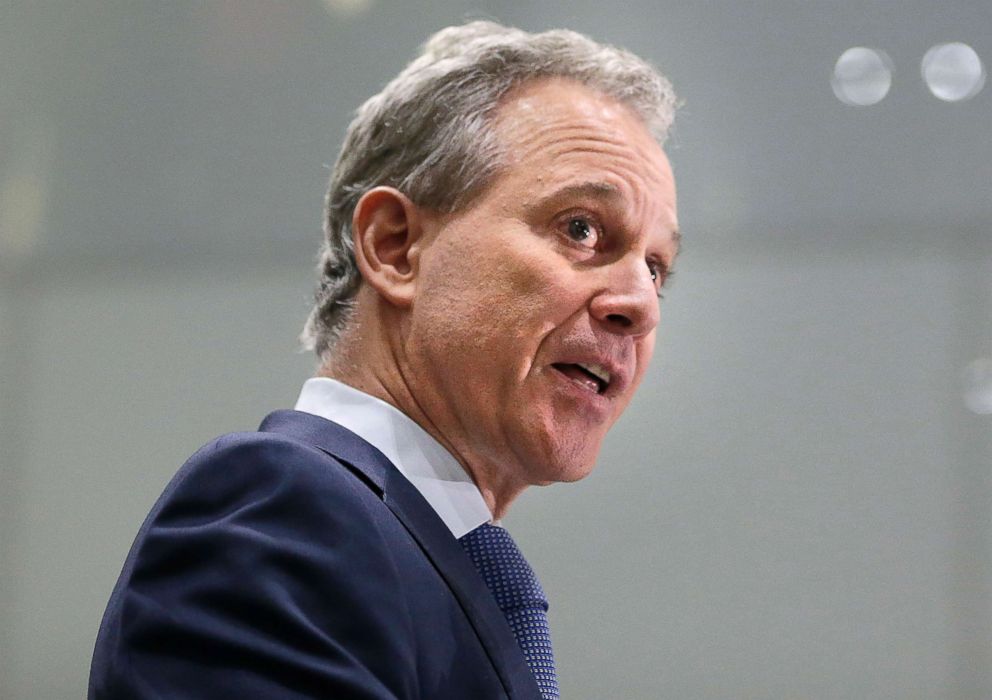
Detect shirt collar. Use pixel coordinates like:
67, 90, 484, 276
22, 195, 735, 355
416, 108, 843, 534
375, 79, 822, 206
294, 377, 492, 538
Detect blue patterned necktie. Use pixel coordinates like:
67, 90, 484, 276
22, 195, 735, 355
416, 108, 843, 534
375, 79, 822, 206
459, 523, 560, 700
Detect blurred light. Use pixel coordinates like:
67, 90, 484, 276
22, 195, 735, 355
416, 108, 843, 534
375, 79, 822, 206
0, 121, 55, 264
832, 47, 893, 106
921, 42, 985, 102
322, 0, 373, 17
963, 357, 992, 415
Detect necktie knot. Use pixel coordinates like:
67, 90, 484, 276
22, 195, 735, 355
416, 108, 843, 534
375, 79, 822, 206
460, 523, 559, 700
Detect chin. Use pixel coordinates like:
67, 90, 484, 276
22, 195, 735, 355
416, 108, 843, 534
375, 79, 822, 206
527, 440, 601, 485
547, 463, 596, 484
513, 410, 607, 485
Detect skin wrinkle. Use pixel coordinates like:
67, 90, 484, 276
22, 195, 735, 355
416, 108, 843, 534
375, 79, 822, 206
327, 77, 679, 519
505, 135, 675, 251
523, 183, 679, 283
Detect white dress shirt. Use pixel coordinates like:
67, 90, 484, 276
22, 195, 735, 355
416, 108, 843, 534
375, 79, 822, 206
294, 377, 492, 539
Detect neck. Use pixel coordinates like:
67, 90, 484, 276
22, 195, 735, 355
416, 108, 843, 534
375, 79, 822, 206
319, 306, 527, 520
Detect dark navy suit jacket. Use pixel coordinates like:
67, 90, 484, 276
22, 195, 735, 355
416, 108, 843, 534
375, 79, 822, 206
89, 410, 543, 699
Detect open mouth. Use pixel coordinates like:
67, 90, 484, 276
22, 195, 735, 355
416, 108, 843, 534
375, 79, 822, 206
551, 362, 611, 395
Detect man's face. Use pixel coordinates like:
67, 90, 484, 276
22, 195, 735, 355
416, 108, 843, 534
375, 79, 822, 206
405, 78, 679, 490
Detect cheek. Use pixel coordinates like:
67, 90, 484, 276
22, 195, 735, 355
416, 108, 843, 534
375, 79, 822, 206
422, 234, 572, 343
635, 334, 657, 376
410, 250, 527, 389
611, 335, 657, 417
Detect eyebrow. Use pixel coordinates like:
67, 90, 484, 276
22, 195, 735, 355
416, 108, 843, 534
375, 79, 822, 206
540, 181, 622, 209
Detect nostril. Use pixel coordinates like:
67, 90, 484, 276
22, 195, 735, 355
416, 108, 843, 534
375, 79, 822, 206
606, 313, 633, 328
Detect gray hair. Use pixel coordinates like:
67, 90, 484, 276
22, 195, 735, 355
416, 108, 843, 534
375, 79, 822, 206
300, 21, 677, 359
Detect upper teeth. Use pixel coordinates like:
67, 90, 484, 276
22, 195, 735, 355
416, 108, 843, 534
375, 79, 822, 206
577, 362, 611, 385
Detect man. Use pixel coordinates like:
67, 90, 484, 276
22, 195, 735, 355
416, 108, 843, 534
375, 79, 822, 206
90, 21, 679, 700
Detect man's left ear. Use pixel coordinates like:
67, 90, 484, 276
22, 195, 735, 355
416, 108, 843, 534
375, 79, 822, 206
351, 186, 427, 308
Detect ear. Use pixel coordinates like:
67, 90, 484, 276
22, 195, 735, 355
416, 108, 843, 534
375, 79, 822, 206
351, 187, 426, 308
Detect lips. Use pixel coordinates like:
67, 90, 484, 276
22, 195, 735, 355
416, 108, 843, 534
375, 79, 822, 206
551, 362, 610, 395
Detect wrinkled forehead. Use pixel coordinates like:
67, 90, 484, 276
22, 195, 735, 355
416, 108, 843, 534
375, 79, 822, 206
488, 78, 678, 235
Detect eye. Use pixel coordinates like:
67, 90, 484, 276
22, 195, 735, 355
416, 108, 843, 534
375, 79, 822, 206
647, 260, 670, 298
565, 216, 599, 248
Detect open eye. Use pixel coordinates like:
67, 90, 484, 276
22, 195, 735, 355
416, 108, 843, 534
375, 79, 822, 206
564, 215, 600, 248
647, 261, 660, 283
647, 260, 672, 299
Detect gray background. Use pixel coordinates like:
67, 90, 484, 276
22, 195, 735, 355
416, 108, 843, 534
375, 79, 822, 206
2, 1, 990, 698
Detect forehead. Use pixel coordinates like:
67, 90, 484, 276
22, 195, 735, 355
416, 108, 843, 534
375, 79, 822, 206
487, 78, 678, 238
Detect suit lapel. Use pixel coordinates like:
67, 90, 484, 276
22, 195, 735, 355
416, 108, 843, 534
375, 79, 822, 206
259, 410, 542, 700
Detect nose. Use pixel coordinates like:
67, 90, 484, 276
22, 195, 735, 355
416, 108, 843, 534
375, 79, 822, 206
588, 258, 660, 337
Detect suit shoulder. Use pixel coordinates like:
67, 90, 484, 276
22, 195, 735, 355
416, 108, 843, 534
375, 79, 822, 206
155, 429, 378, 529
91, 429, 421, 698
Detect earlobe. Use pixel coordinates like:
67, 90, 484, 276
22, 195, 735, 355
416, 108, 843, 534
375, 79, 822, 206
352, 187, 424, 308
